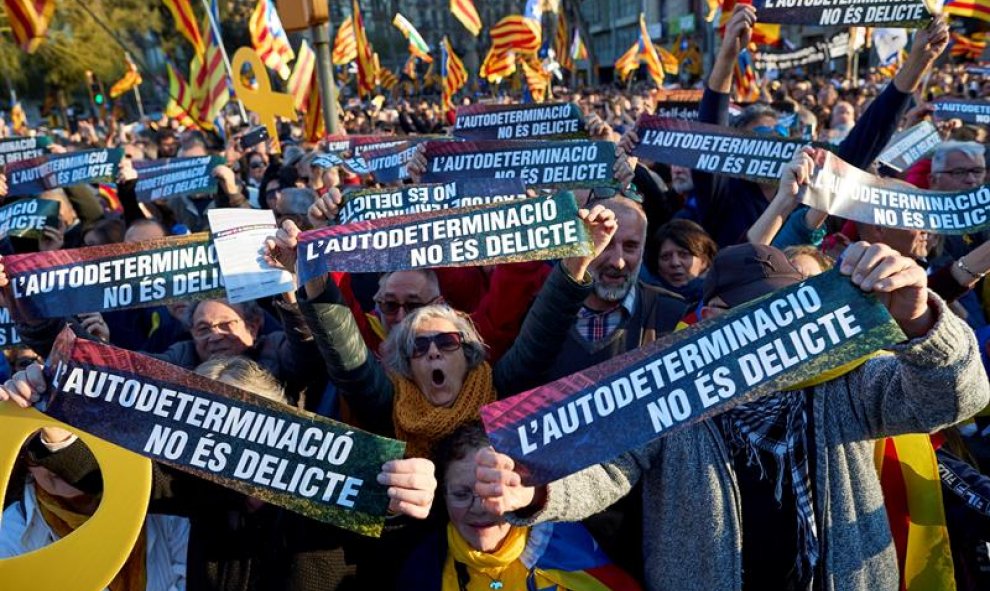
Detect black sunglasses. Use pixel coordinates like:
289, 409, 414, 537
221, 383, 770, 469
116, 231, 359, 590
410, 332, 464, 358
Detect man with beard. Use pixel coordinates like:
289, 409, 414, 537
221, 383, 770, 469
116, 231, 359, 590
540, 195, 686, 581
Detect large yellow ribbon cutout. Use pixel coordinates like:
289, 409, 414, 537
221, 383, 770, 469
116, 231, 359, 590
0, 403, 151, 591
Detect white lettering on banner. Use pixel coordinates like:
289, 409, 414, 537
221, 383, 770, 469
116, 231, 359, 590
513, 285, 872, 454
639, 129, 798, 161
429, 145, 600, 173
456, 105, 574, 129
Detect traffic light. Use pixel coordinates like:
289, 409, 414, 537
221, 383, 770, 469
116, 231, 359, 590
88, 73, 105, 105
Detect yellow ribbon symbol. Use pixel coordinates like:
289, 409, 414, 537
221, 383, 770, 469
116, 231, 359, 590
0, 404, 151, 590
231, 46, 296, 153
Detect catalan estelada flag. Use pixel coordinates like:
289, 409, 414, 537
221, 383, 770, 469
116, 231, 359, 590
450, 0, 482, 36
249, 0, 295, 80
190, 0, 229, 129
302, 68, 324, 142
520, 55, 550, 103
163, 0, 205, 57
97, 183, 124, 215
637, 13, 665, 86
490, 15, 542, 55
2, 0, 55, 53
950, 32, 987, 60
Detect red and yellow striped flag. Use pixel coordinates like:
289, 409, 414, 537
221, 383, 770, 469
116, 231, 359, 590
637, 13, 665, 86
555, 9, 573, 72
302, 68, 324, 142
441, 36, 467, 114
450, 0, 482, 37
98, 183, 124, 215
165, 61, 198, 128
403, 55, 418, 80
191, 0, 229, 128
480, 48, 516, 83
289, 40, 317, 112
950, 32, 987, 60
520, 55, 549, 102
332, 18, 356, 65
379, 68, 399, 90
163, 0, 205, 57
718, 0, 780, 46
615, 42, 639, 81
353, 0, 377, 97
2, 0, 55, 53
657, 47, 679, 76
945, 0, 990, 23
109, 53, 143, 99
490, 15, 542, 55
249, 0, 295, 80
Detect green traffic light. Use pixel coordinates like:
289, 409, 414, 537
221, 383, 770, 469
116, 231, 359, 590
94, 93, 105, 105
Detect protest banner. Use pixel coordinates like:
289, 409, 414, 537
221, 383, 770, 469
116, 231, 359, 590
755, 0, 932, 27
481, 269, 904, 485
337, 179, 528, 225
800, 152, 990, 235
875, 120, 942, 173
631, 115, 802, 182
43, 327, 405, 536
967, 66, 990, 77
324, 135, 352, 153
453, 102, 586, 140
654, 89, 704, 121
4, 148, 123, 197
349, 134, 444, 158
421, 139, 616, 188
932, 98, 990, 126
296, 192, 591, 282
133, 156, 224, 202
0, 198, 60, 240
0, 306, 21, 347
1, 233, 224, 321
0, 136, 52, 167
755, 32, 850, 71
363, 142, 418, 184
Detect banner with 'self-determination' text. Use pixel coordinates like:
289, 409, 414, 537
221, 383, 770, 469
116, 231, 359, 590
1, 233, 224, 321
875, 120, 941, 173
43, 327, 405, 537
348, 134, 444, 158
754, 31, 850, 71
932, 98, 990, 126
133, 156, 224, 202
0, 306, 21, 348
0, 198, 60, 240
362, 142, 418, 184
654, 89, 703, 121
753, 0, 932, 26
295, 192, 591, 282
800, 152, 990, 235
0, 136, 52, 166
631, 115, 802, 182
453, 102, 586, 141
337, 179, 527, 225
421, 139, 616, 188
481, 270, 904, 485
4, 148, 123, 197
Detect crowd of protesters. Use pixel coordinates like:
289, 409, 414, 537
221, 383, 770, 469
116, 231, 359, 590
2, 6, 990, 591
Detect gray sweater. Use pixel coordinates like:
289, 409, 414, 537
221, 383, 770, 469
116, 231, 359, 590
511, 293, 990, 591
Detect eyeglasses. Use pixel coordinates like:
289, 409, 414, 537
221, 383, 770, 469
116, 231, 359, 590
410, 332, 464, 358
191, 318, 243, 339
934, 167, 986, 180
376, 296, 438, 316
446, 488, 482, 508
752, 124, 790, 138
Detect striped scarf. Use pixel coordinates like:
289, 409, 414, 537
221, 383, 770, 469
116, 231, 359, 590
722, 391, 819, 585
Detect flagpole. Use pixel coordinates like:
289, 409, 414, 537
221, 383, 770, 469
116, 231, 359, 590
132, 85, 145, 119
198, 0, 248, 122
